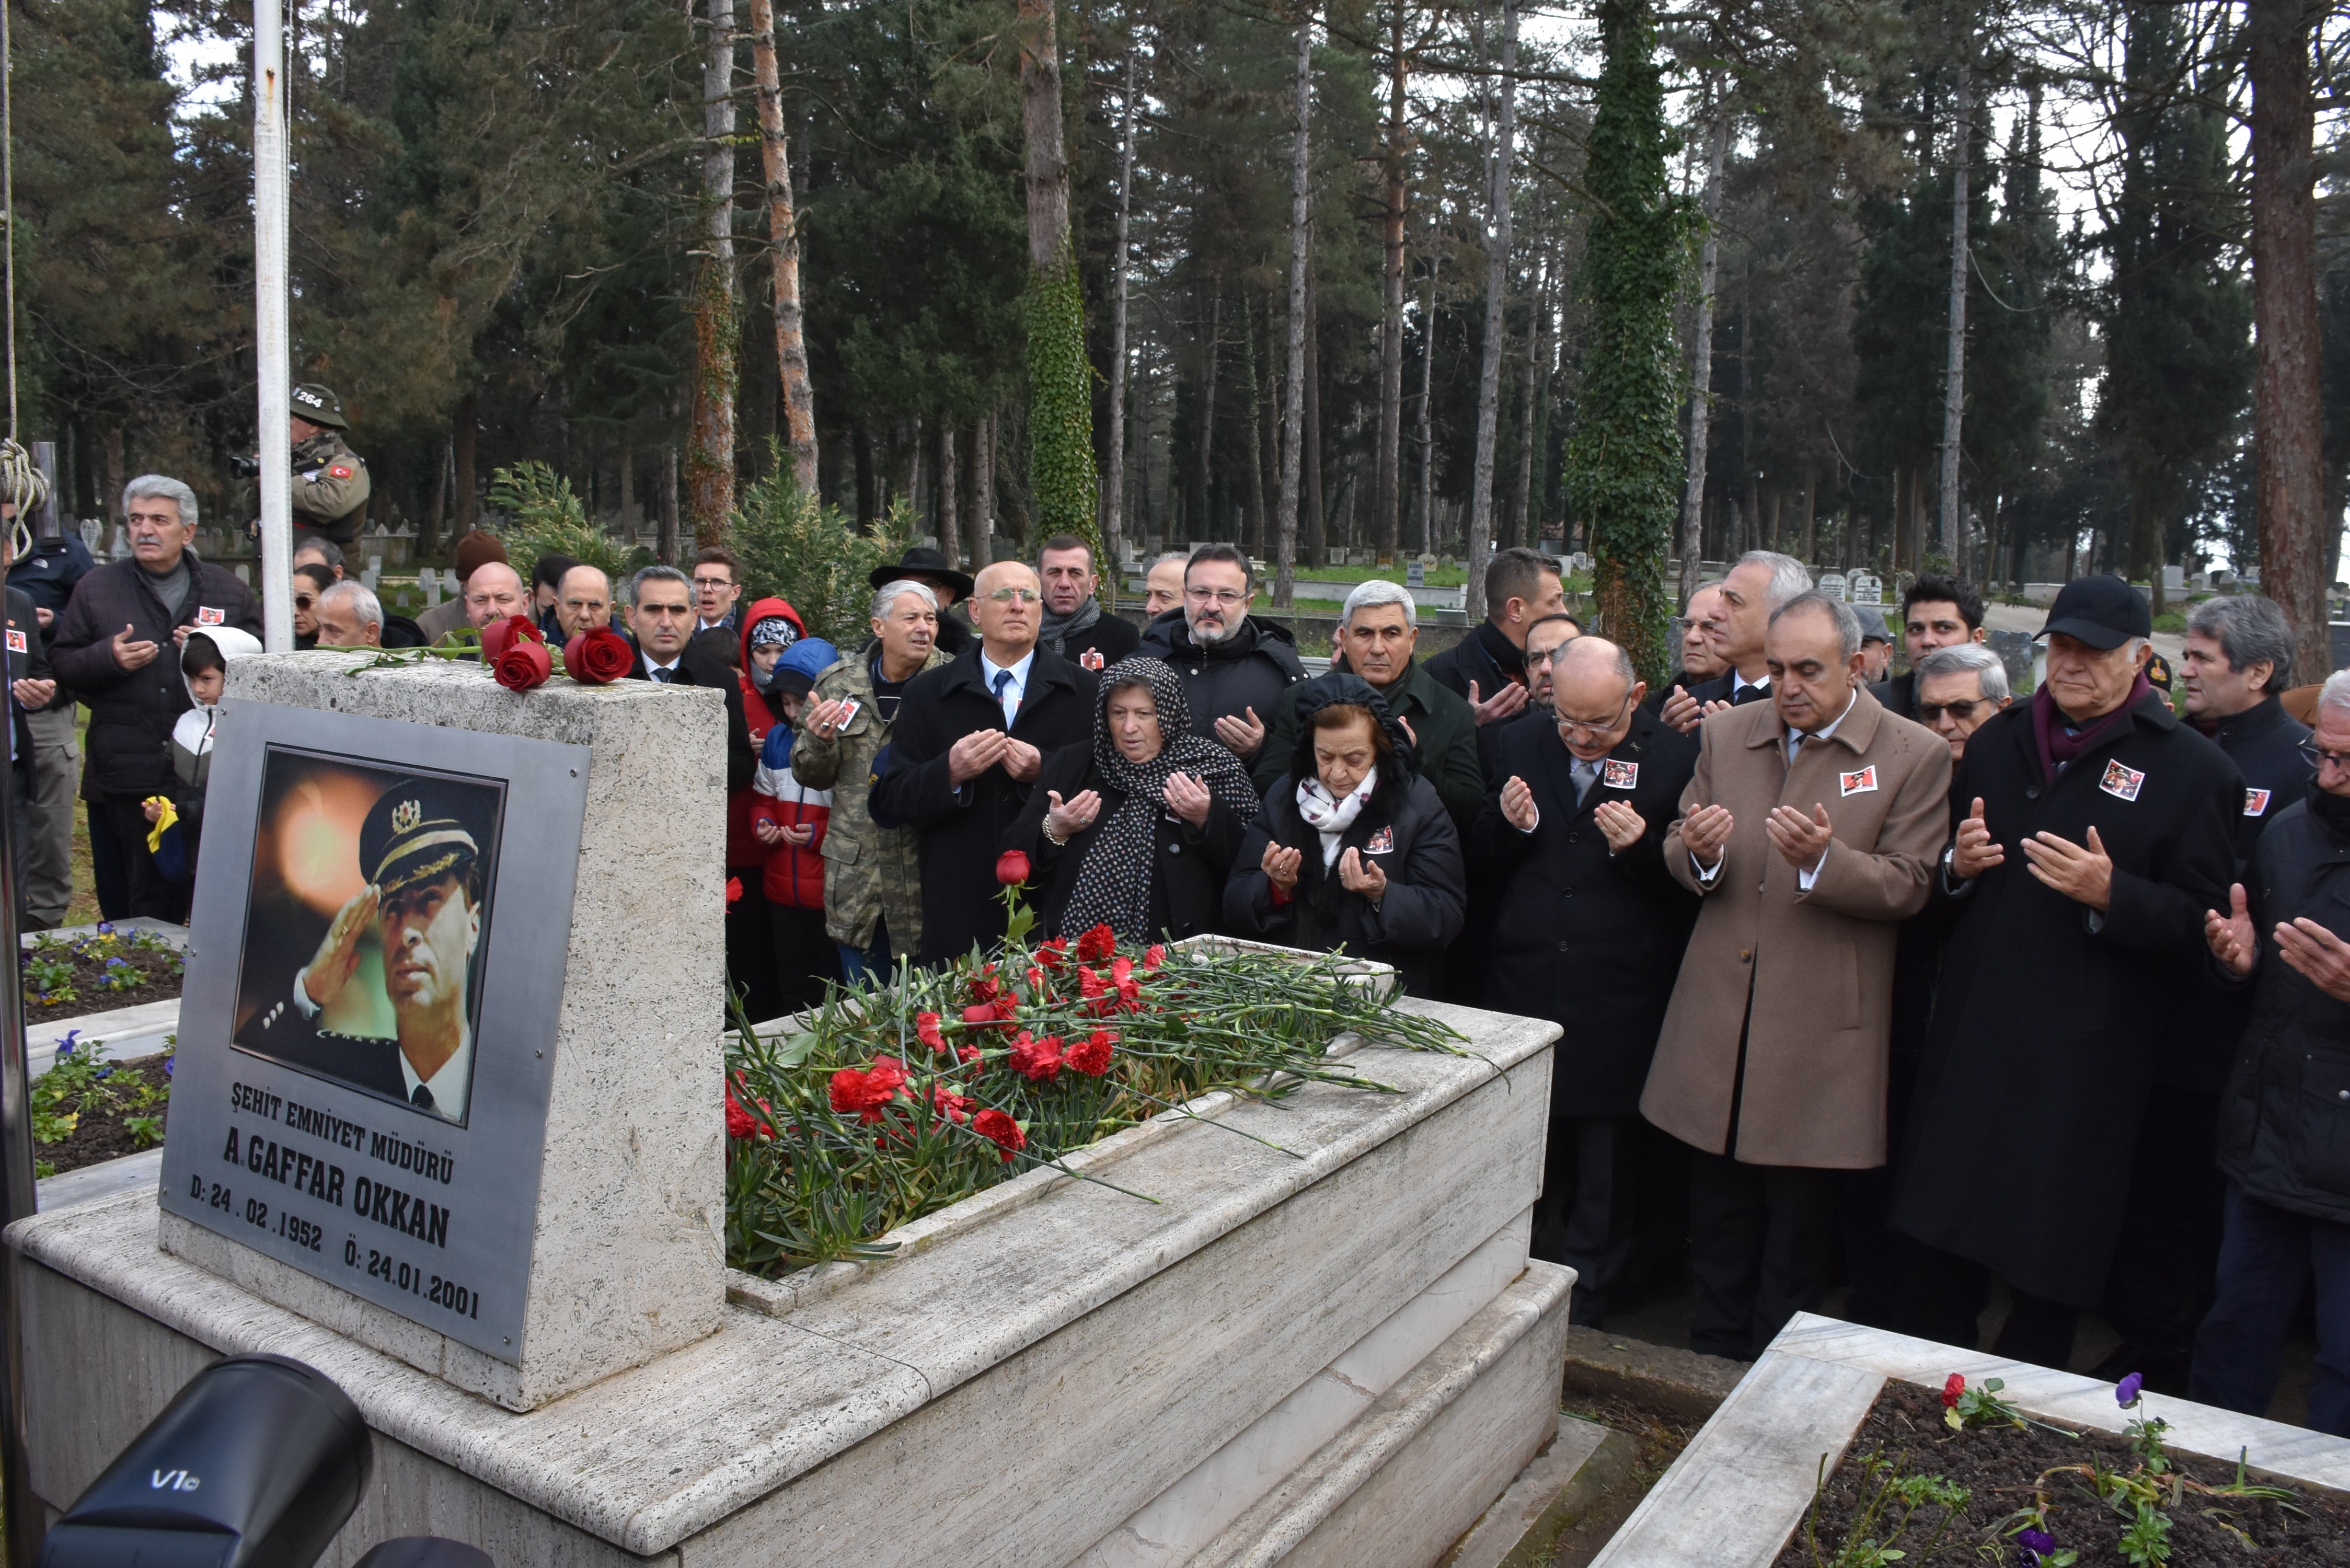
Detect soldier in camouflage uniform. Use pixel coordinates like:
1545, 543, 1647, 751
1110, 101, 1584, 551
286, 383, 371, 545
788, 580, 952, 979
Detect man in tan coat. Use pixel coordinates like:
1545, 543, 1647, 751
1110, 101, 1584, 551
1645, 589, 1951, 1361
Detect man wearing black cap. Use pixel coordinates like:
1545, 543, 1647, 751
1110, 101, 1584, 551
239, 778, 492, 1124
870, 546, 976, 656
1891, 574, 2241, 1370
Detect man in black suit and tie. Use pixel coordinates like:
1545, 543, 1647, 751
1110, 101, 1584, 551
625, 564, 756, 793
1659, 550, 1812, 733
871, 560, 1098, 964
238, 779, 492, 1124
1480, 636, 1702, 1325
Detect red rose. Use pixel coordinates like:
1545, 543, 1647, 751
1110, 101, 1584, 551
973, 1108, 1026, 1161
491, 635, 553, 693
1076, 923, 1116, 964
1067, 1029, 1115, 1076
996, 850, 1031, 886
563, 626, 637, 685
480, 613, 543, 662
962, 1003, 1001, 1030
725, 876, 744, 908
1010, 1031, 1064, 1082
916, 1012, 946, 1052
1941, 1373, 1965, 1409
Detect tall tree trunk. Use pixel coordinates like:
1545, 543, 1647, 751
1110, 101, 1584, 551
1101, 44, 1137, 597
689, 0, 739, 543
658, 443, 681, 564
971, 413, 997, 563
425, 436, 448, 557
1372, 0, 1408, 561
1197, 283, 1222, 539
1017, 0, 1099, 551
1276, 7, 1313, 606
1258, 296, 1280, 558
1679, 92, 1727, 607
1305, 269, 1327, 569
453, 393, 477, 534
1414, 243, 1440, 556
937, 424, 960, 569
1467, 0, 1518, 620
1511, 249, 1545, 548
2250, 0, 2328, 677
1938, 48, 1971, 562
1242, 299, 1268, 558
747, 0, 817, 491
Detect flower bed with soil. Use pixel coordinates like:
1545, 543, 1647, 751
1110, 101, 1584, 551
1780, 1376, 2350, 1567
20, 925, 184, 1014
33, 1046, 170, 1178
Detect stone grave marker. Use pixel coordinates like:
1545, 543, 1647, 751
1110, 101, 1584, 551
1818, 571, 1849, 602
1848, 571, 1883, 607
1406, 560, 1426, 588
1986, 628, 2034, 693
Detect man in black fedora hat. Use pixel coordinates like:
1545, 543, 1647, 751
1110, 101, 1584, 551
1892, 573, 2240, 1371
239, 776, 496, 1124
870, 546, 976, 655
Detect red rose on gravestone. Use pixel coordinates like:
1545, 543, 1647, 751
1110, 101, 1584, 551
480, 613, 542, 662
996, 850, 1031, 886
973, 1108, 1026, 1162
491, 637, 552, 693
565, 626, 636, 685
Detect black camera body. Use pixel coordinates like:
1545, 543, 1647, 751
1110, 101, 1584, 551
227, 455, 264, 480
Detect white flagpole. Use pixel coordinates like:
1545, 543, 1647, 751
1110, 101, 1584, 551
255, 1, 293, 651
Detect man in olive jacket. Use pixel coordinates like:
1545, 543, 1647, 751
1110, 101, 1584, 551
50, 476, 260, 919
1893, 576, 2240, 1372
2192, 668, 2350, 1437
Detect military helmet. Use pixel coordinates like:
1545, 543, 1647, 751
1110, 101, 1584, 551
290, 383, 349, 431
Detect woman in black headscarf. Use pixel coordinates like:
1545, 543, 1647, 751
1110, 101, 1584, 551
1005, 656, 1262, 944
1223, 673, 1465, 993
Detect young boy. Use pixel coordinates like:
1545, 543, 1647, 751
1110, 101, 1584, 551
145, 628, 263, 885
750, 637, 840, 1013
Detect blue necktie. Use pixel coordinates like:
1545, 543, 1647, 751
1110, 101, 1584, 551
994, 668, 1015, 725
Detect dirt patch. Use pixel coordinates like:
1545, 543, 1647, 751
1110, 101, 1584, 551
1547, 1391, 1707, 1567
36, 1050, 170, 1178
21, 927, 183, 1014
1777, 1379, 2350, 1567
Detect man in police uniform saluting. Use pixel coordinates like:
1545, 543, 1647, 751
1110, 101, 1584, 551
243, 383, 371, 546
240, 778, 490, 1124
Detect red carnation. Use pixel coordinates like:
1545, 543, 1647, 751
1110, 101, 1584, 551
1077, 966, 1107, 999
1941, 1373, 1965, 1409
969, 968, 1004, 1003
1110, 955, 1135, 985
724, 1083, 773, 1140
996, 850, 1031, 886
563, 625, 637, 685
1026, 966, 1046, 993
491, 635, 553, 693
957, 1045, 982, 1064
993, 996, 1020, 1023
1067, 1029, 1115, 1076
1010, 1031, 1064, 1083
1143, 944, 1166, 970
828, 1058, 907, 1123
916, 1011, 946, 1052
932, 1085, 974, 1125
725, 876, 744, 908
1076, 923, 1116, 963
1036, 937, 1069, 971
481, 613, 544, 662
973, 1108, 1026, 1161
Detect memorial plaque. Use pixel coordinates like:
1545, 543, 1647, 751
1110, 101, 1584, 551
1406, 560, 1426, 588
1848, 571, 1883, 607
160, 701, 589, 1364
1818, 571, 1848, 603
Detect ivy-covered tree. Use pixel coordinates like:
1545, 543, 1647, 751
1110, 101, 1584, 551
1564, 0, 1688, 681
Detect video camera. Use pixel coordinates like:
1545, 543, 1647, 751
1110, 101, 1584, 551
226, 456, 264, 480
38, 1354, 492, 1568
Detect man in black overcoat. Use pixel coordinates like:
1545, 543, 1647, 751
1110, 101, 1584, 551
1892, 576, 2241, 1370
1478, 636, 1700, 1326
870, 561, 1096, 966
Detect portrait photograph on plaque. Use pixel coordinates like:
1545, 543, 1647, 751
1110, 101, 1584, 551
159, 700, 591, 1364
232, 752, 504, 1127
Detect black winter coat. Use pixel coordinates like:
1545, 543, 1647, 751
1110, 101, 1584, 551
1004, 742, 1246, 942
1424, 621, 1525, 708
1891, 689, 2242, 1306
2214, 794, 2350, 1224
1256, 661, 1487, 839
1137, 613, 1305, 745
5, 584, 54, 767
50, 555, 261, 798
627, 639, 757, 793
869, 645, 1097, 964
1869, 671, 1919, 723
1224, 772, 1465, 995
1475, 706, 1699, 1115
1045, 607, 1142, 672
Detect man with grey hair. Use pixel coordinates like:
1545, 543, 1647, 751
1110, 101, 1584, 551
2193, 667, 2350, 1435
1254, 575, 1483, 834
1482, 634, 1700, 1324
1141, 551, 1189, 619
1660, 550, 1812, 733
312, 580, 386, 647
2182, 595, 2312, 863
1643, 587, 1949, 1359
792, 579, 950, 978
51, 474, 260, 918
1913, 643, 2012, 764
1893, 574, 2242, 1374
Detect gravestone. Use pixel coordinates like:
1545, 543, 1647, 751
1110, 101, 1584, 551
1406, 560, 1426, 588
1986, 628, 2034, 694
1817, 571, 1849, 603
2163, 564, 2186, 592
1848, 571, 1883, 607
1539, 539, 1562, 558
78, 517, 102, 554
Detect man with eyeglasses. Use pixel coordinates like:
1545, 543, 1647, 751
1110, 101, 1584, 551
1138, 543, 1305, 760
1893, 574, 2240, 1376
692, 547, 745, 635
1479, 636, 1699, 1326
1871, 574, 1988, 723
872, 560, 1096, 964
2195, 669, 2350, 1436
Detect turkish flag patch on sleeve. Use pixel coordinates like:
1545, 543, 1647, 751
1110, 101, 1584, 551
328, 464, 354, 480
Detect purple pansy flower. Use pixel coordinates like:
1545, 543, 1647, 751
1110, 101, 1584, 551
95, 921, 113, 935
2018, 1528, 2055, 1553
163, 1054, 174, 1079
54, 1030, 79, 1058
2117, 1371, 2144, 1406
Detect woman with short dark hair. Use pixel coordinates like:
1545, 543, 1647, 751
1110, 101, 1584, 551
1223, 675, 1465, 992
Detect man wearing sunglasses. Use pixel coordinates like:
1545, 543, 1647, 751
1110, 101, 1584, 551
1913, 643, 2012, 763
871, 560, 1097, 964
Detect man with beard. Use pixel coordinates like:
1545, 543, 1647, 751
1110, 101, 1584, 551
1138, 544, 1305, 764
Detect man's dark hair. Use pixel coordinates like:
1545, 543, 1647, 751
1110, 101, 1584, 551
181, 635, 227, 677
293, 562, 336, 596
1485, 546, 1561, 614
292, 537, 344, 570
1038, 534, 1093, 567
2187, 594, 2296, 693
1527, 611, 1583, 638
533, 552, 580, 594
1902, 574, 1985, 632
1186, 543, 1254, 590
692, 545, 740, 580
630, 563, 692, 605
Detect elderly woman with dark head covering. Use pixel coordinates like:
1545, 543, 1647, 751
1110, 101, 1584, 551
1223, 674, 1466, 993
1005, 656, 1262, 944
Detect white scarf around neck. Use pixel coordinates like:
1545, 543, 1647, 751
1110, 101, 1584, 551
1296, 772, 1378, 867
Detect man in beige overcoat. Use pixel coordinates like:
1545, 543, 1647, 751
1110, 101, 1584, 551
1645, 589, 1952, 1361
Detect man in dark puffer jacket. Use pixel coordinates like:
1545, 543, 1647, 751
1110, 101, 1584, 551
50, 476, 261, 919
